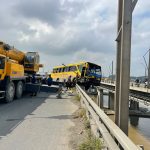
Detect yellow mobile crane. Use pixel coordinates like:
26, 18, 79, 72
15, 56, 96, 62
0, 41, 42, 102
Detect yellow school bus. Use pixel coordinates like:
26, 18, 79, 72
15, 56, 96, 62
51, 62, 102, 87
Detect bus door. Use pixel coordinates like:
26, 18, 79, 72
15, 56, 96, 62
81, 66, 86, 77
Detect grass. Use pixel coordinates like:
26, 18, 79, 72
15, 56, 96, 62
74, 94, 81, 102
78, 108, 86, 118
74, 93, 102, 150
84, 120, 91, 130
78, 111, 102, 150
78, 134, 102, 150
73, 108, 87, 119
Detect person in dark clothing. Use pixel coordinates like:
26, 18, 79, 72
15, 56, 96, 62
63, 79, 66, 87
31, 74, 37, 96
135, 78, 139, 84
47, 74, 53, 86
66, 76, 72, 90
32, 74, 36, 84
74, 73, 80, 86
56, 78, 59, 82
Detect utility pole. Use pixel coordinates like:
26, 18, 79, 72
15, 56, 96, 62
143, 49, 150, 87
145, 67, 147, 79
112, 61, 113, 83
115, 0, 138, 135
148, 49, 150, 88
115, 0, 123, 126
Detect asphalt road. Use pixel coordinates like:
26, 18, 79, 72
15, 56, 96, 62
0, 92, 78, 150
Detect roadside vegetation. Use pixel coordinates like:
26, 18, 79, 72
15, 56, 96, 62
78, 135, 102, 150
71, 94, 102, 150
74, 94, 81, 102
78, 118, 102, 150
73, 94, 102, 150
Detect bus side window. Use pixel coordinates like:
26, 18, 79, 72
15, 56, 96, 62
58, 68, 61, 73
54, 69, 57, 73
64, 67, 66, 72
66, 67, 70, 72
69, 66, 77, 72
62, 67, 65, 72
68, 66, 71, 72
56, 68, 59, 73
69, 66, 72, 72
73, 66, 77, 71
60, 68, 64, 72
59, 68, 62, 72
78, 65, 83, 73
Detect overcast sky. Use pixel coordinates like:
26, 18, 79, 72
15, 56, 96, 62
0, 0, 150, 76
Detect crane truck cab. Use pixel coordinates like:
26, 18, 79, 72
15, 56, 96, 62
0, 54, 25, 102
24, 52, 40, 74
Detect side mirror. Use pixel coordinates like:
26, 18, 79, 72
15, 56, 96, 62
3, 44, 10, 51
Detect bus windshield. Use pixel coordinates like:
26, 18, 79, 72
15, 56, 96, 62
87, 63, 101, 77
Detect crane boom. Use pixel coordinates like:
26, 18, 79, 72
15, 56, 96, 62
0, 41, 42, 74
0, 41, 25, 63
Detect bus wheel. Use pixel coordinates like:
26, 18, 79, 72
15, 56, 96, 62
5, 82, 15, 103
16, 81, 23, 99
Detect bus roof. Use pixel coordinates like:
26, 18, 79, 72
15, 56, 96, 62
53, 61, 85, 69
53, 61, 101, 69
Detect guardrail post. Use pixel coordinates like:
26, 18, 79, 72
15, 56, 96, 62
138, 145, 144, 150
97, 89, 100, 106
108, 92, 114, 110
86, 110, 91, 119
100, 89, 103, 108
130, 100, 139, 110
130, 100, 133, 110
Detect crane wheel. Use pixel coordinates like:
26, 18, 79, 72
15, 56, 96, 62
5, 81, 15, 103
16, 81, 23, 99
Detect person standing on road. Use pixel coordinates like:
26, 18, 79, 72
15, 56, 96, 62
31, 74, 37, 96
66, 75, 72, 90
32, 73, 36, 84
75, 73, 79, 85
47, 74, 53, 86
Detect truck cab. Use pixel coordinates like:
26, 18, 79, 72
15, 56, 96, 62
24, 52, 40, 74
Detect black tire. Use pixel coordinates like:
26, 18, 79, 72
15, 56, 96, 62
15, 81, 23, 99
5, 81, 15, 103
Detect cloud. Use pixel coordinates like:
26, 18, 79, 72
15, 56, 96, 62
14, 0, 68, 26
0, 0, 116, 57
0, 0, 149, 77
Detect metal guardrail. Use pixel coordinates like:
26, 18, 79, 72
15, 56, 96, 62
100, 82, 150, 102
102, 81, 150, 92
102, 80, 148, 89
76, 84, 142, 150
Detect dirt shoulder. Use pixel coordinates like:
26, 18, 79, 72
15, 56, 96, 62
69, 96, 88, 150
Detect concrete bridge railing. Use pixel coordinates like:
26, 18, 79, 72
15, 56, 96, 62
76, 84, 143, 150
